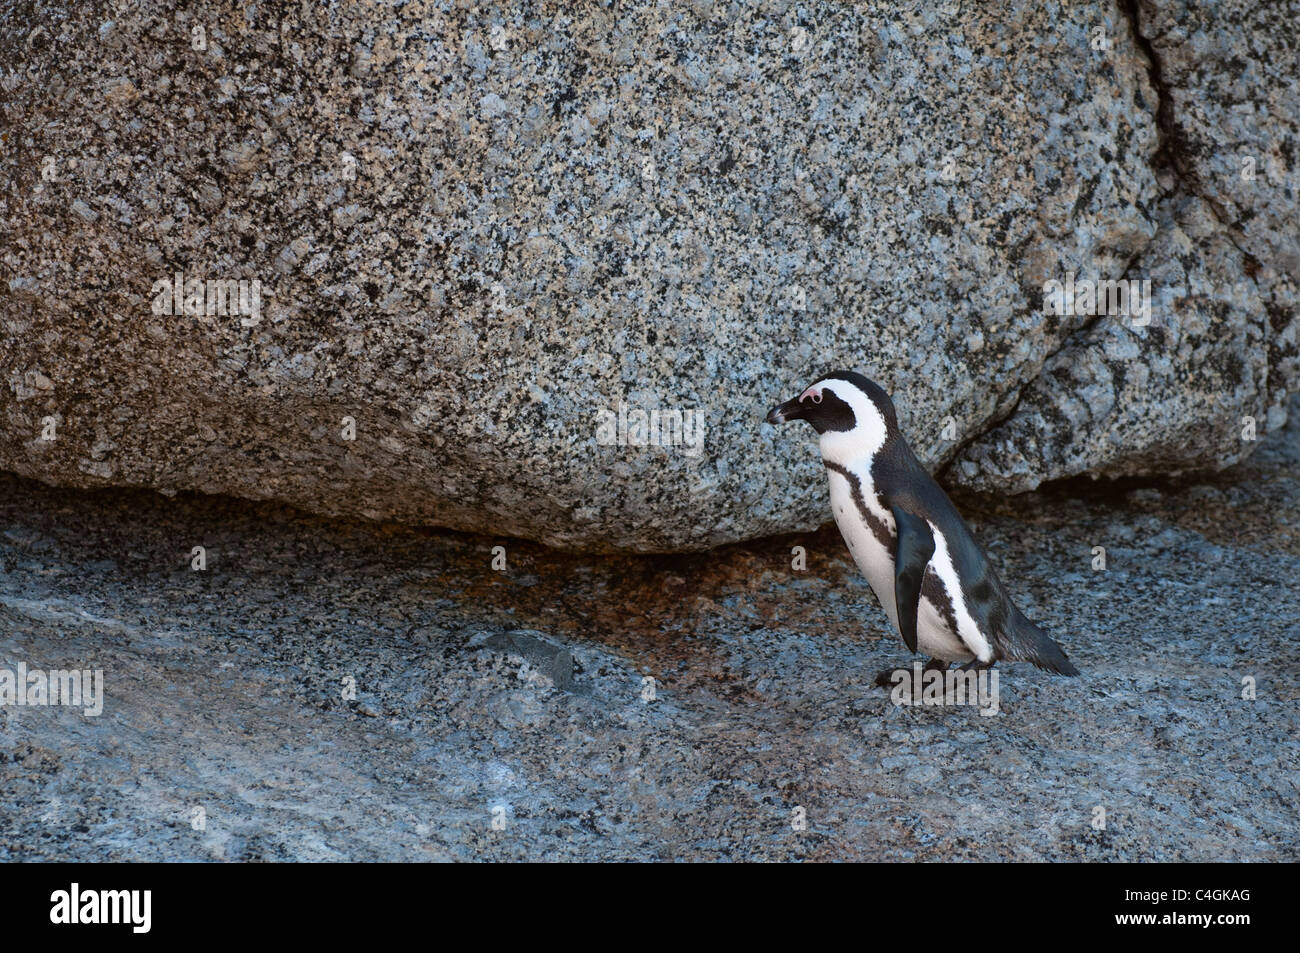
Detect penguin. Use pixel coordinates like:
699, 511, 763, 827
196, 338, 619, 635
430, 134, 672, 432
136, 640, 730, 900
765, 371, 1079, 680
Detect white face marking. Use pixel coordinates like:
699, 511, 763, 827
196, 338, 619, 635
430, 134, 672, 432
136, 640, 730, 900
815, 378, 892, 528
815, 379, 889, 469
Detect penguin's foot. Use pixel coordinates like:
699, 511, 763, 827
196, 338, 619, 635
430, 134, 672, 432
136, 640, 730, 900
959, 658, 996, 673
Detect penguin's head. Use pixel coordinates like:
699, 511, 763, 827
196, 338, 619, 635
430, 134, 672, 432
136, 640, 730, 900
766, 371, 899, 459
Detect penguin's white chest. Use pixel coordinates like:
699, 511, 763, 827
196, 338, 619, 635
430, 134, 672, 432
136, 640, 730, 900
826, 465, 981, 663
828, 473, 899, 628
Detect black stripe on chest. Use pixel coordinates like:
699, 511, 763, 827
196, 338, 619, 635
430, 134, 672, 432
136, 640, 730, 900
824, 460, 963, 640
823, 460, 893, 549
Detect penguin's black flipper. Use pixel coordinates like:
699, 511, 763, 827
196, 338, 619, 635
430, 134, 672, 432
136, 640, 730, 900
890, 507, 935, 654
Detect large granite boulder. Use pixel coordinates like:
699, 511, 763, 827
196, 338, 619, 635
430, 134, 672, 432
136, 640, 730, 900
1, 0, 1295, 551
952, 0, 1300, 492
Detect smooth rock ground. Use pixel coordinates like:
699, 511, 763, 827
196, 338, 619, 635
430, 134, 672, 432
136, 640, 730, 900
1, 398, 1296, 861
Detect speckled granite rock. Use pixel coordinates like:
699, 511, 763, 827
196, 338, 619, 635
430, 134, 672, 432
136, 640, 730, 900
0, 0, 1295, 550
952, 194, 1292, 491
1133, 0, 1300, 277
953, 0, 1300, 492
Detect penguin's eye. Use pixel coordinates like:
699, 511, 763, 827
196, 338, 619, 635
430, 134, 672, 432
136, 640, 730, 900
810, 392, 823, 404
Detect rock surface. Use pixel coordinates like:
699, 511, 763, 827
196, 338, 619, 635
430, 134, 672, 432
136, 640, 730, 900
1, 0, 1297, 551
1, 398, 1297, 861
952, 0, 1300, 492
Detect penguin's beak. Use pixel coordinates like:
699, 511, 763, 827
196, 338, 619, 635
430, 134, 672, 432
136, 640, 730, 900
765, 396, 805, 425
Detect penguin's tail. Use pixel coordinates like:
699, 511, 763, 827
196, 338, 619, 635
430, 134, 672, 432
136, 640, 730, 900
1006, 610, 1080, 676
